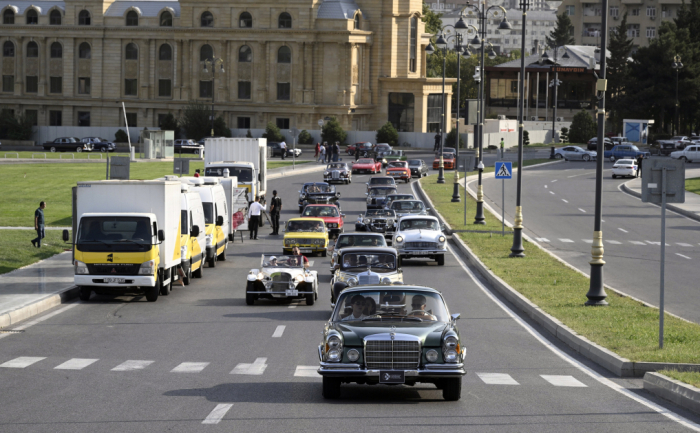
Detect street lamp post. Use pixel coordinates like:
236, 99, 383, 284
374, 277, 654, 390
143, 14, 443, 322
672, 55, 683, 136
203, 56, 225, 137
542, 47, 569, 143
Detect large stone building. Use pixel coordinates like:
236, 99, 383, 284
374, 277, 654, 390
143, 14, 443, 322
0, 0, 454, 133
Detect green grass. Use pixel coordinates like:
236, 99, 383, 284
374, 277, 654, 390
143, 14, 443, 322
686, 177, 700, 196
421, 173, 700, 364
658, 370, 700, 388
0, 230, 72, 275
3, 151, 203, 160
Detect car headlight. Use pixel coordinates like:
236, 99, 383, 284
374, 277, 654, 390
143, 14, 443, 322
205, 234, 213, 246
396, 236, 404, 243
138, 260, 156, 275
294, 274, 304, 283
426, 349, 439, 363
324, 171, 329, 176
347, 277, 358, 287
381, 277, 392, 285
382, 159, 387, 163
74, 260, 89, 275
180, 245, 188, 257
347, 349, 360, 362
326, 335, 343, 362
439, 236, 446, 243
443, 336, 460, 363
285, 239, 292, 246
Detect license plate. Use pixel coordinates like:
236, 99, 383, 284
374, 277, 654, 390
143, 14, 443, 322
300, 248, 313, 253
285, 289, 299, 297
379, 371, 405, 384
104, 277, 125, 284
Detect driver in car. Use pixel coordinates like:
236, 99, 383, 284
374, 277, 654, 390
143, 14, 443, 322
267, 256, 278, 267
408, 295, 437, 321
344, 254, 358, 267
342, 295, 367, 321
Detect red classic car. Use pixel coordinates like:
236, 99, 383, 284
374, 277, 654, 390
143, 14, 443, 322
346, 142, 374, 155
300, 204, 345, 237
385, 161, 412, 182
352, 158, 382, 174
433, 153, 456, 170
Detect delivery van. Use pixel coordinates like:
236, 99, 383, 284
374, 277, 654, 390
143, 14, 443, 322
180, 184, 206, 284
182, 177, 230, 267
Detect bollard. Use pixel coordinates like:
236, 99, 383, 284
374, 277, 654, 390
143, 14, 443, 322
549, 146, 556, 159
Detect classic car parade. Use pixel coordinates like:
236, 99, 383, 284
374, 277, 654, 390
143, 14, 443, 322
373, 143, 393, 160
174, 139, 204, 155
392, 215, 447, 266
329, 247, 404, 304
351, 158, 382, 174
365, 176, 396, 193
81, 137, 116, 152
388, 200, 429, 219
408, 159, 430, 178
355, 208, 398, 237
301, 204, 345, 238
385, 161, 411, 182
328, 233, 387, 274
298, 182, 341, 213
381, 150, 407, 167
433, 153, 456, 170
246, 254, 319, 305
283, 217, 330, 256
318, 285, 466, 400
366, 186, 398, 210
323, 162, 352, 184
384, 194, 415, 211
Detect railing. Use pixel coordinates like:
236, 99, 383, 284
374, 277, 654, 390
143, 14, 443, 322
3, 153, 19, 158
32, 153, 47, 159
87, 153, 103, 160
59, 153, 74, 159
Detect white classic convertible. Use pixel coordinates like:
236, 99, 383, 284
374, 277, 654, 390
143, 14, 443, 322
391, 215, 447, 266
246, 254, 319, 305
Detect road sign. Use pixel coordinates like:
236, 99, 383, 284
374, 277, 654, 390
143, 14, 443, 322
318, 119, 324, 127
495, 161, 513, 179
641, 159, 685, 204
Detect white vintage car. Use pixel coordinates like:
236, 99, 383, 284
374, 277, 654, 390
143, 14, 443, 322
392, 215, 447, 266
246, 254, 319, 305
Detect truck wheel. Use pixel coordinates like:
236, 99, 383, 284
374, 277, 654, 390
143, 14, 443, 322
193, 261, 204, 278
322, 377, 341, 399
436, 255, 445, 266
160, 276, 171, 296
218, 249, 227, 261
145, 277, 160, 302
306, 293, 315, 306
442, 378, 462, 401
246, 293, 255, 305
208, 254, 217, 268
183, 263, 192, 286
78, 286, 92, 301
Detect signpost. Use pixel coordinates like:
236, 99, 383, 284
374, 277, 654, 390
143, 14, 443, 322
494, 160, 513, 236
457, 154, 475, 225
174, 158, 190, 176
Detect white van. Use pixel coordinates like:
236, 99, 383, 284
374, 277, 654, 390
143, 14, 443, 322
180, 185, 207, 283
182, 177, 230, 267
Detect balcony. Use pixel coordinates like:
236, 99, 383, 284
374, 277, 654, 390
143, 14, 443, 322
621, 0, 643, 4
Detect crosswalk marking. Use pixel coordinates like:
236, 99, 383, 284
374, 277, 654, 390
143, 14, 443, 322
606, 240, 622, 245
551, 179, 557, 182
536, 238, 550, 243
559, 239, 574, 243
272, 325, 286, 338
618, 228, 628, 233
477, 373, 519, 385
646, 241, 670, 246
629, 241, 646, 245
676, 253, 692, 260
294, 365, 320, 378
171, 362, 209, 373
231, 357, 267, 375
578, 208, 587, 213
549, 191, 555, 195
111, 360, 155, 371
202, 404, 233, 425
544, 185, 548, 188
540, 375, 587, 387
54, 358, 98, 370
562, 199, 568, 203
677, 243, 693, 247
582, 239, 593, 244
0, 356, 45, 368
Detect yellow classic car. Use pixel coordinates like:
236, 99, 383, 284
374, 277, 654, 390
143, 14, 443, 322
283, 217, 329, 257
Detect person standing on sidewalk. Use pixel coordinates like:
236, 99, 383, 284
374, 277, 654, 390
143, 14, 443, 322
314, 142, 320, 160
31, 201, 46, 248
636, 155, 643, 178
269, 190, 282, 235
279, 140, 287, 160
318, 143, 326, 163
333, 142, 340, 162
434, 132, 441, 152
247, 196, 266, 240
355, 144, 361, 161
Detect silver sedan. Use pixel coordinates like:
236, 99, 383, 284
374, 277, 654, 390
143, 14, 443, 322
554, 146, 597, 162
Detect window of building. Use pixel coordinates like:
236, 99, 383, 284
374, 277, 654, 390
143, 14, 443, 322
158, 79, 171, 97
157, 114, 168, 127
238, 81, 251, 99
79, 42, 91, 59
3, 9, 14, 24
278, 12, 292, 29
627, 24, 640, 38
50, 76, 62, 93
610, 6, 619, 17
78, 111, 90, 126
388, 93, 415, 132
427, 94, 443, 132
646, 27, 656, 38
505, 38, 510, 44
278, 46, 291, 63
79, 10, 90, 25
354, 13, 360, 30
565, 5, 575, 16
201, 11, 213, 27
200, 44, 213, 61
631, 8, 640, 16
240, 12, 252, 28
239, 45, 252, 62
647, 6, 656, 16
276, 118, 290, 129
199, 80, 212, 98
125, 112, 137, 127
49, 110, 62, 126
50, 9, 61, 24
277, 82, 290, 100
2, 75, 13, 92
26, 42, 38, 58
26, 9, 38, 24
158, 44, 172, 61
238, 117, 251, 129
3, 41, 14, 57
125, 43, 138, 60
124, 79, 137, 96
50, 42, 62, 58
78, 77, 91, 94
160, 11, 172, 26
25, 109, 37, 126
409, 17, 417, 73
25, 76, 38, 93
126, 10, 138, 26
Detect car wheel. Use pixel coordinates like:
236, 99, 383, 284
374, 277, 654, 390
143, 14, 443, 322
442, 378, 462, 401
193, 261, 203, 278
610, 156, 616, 162
680, 156, 688, 162
245, 292, 255, 305
554, 154, 563, 160
76, 147, 82, 153
208, 253, 217, 268
100, 147, 107, 153
321, 250, 327, 257
194, 149, 200, 155
183, 263, 192, 286
78, 286, 92, 301
322, 377, 341, 399
145, 276, 160, 302
306, 293, 315, 305
49, 147, 56, 152
612, 174, 617, 179
582, 154, 590, 162
436, 255, 445, 266
218, 249, 226, 261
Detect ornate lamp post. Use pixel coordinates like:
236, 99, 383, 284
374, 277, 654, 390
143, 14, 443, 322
672, 55, 683, 136
542, 47, 569, 142
203, 56, 225, 137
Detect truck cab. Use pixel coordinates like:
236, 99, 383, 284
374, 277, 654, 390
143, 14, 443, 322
180, 185, 206, 284
205, 161, 259, 202
184, 178, 230, 268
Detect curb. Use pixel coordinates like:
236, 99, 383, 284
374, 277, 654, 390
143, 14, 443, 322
620, 181, 700, 223
644, 372, 700, 416
0, 286, 79, 329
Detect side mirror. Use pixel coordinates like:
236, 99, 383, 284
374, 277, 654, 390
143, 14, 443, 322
191, 225, 200, 237
440, 224, 446, 232
158, 230, 165, 242
216, 215, 224, 226
334, 263, 340, 270
62, 229, 70, 243
258, 173, 262, 181
451, 313, 461, 321
341, 214, 346, 218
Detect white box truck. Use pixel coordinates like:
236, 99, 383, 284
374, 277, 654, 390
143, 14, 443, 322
204, 138, 267, 203
69, 180, 182, 302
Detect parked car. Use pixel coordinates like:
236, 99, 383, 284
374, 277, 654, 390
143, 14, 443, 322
433, 153, 456, 170
657, 136, 692, 150
351, 158, 382, 174
328, 233, 387, 274
385, 161, 411, 182
298, 182, 341, 213
366, 186, 398, 210
388, 200, 429, 220
318, 285, 466, 400
301, 204, 345, 238
43, 137, 92, 153
245, 254, 318, 305
553, 146, 597, 161
329, 247, 404, 303
355, 209, 398, 242
282, 217, 329, 256
408, 159, 430, 178
324, 162, 352, 184
365, 176, 396, 193
346, 142, 374, 155
609, 136, 629, 146
174, 139, 204, 155
81, 137, 115, 152
650, 142, 678, 156
670, 145, 700, 162
586, 137, 614, 151
267, 142, 301, 157
604, 144, 651, 162
392, 215, 447, 266
381, 150, 407, 167
611, 159, 638, 179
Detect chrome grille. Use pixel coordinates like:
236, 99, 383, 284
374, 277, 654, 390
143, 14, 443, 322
358, 274, 380, 285
365, 340, 420, 369
287, 238, 316, 245
405, 241, 439, 249
332, 171, 340, 179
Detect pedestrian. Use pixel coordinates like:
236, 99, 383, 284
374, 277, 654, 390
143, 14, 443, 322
333, 142, 340, 162
247, 196, 266, 240
279, 140, 287, 160
269, 190, 282, 235
31, 201, 46, 248
500, 138, 505, 158
325, 142, 332, 163
318, 143, 326, 163
434, 132, 441, 152
314, 142, 320, 159
355, 144, 361, 161
636, 155, 643, 178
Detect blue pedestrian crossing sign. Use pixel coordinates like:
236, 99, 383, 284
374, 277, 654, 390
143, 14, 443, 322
495, 162, 513, 179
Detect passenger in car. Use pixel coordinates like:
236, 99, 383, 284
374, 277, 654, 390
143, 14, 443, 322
342, 295, 367, 321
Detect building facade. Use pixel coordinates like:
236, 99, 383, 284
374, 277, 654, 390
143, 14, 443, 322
0, 0, 454, 133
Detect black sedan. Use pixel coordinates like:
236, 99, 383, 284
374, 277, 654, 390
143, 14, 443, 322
43, 137, 92, 153
81, 137, 115, 152
268, 142, 302, 157
408, 159, 429, 178
174, 139, 204, 155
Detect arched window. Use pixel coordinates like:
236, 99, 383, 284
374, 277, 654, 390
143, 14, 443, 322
3, 41, 14, 57
159, 44, 172, 61
201, 11, 213, 27
278, 46, 291, 63
26, 41, 38, 57
78, 10, 90, 25
50, 10, 61, 25
160, 11, 172, 27
200, 44, 213, 61
50, 42, 62, 58
126, 10, 138, 26
354, 13, 360, 30
78, 42, 91, 59
238, 45, 252, 62
125, 43, 138, 60
3, 9, 14, 24
278, 12, 291, 29
26, 9, 38, 24
239, 12, 252, 28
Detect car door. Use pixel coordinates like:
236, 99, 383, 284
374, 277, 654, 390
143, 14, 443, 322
688, 146, 698, 161
561, 147, 574, 159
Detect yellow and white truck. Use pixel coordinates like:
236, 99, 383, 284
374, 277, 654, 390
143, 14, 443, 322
203, 138, 267, 203
69, 180, 182, 302
181, 177, 230, 268
179, 183, 206, 284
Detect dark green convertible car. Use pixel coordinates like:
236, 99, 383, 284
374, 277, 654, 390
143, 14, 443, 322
318, 285, 466, 400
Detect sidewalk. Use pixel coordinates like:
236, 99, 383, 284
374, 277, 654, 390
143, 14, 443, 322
621, 167, 700, 222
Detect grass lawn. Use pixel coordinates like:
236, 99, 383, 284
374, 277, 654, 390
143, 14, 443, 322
421, 173, 700, 365
659, 370, 700, 388
686, 177, 700, 196
4, 151, 203, 160
0, 230, 72, 275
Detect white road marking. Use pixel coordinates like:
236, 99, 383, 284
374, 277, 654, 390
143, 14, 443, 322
629, 241, 646, 245
202, 404, 234, 425
618, 228, 628, 233
111, 360, 155, 371
578, 208, 587, 213
288, 304, 297, 309
294, 365, 320, 378
541, 375, 587, 387
0, 356, 46, 368
54, 358, 98, 370
646, 241, 670, 246
582, 239, 593, 244
231, 357, 267, 375
272, 325, 286, 338
535, 238, 550, 243
676, 253, 692, 260
677, 243, 693, 247
559, 239, 574, 243
171, 362, 209, 373
549, 191, 555, 195
551, 179, 557, 182
544, 185, 548, 188
562, 199, 568, 203
0, 303, 78, 341
477, 372, 519, 385
607, 240, 622, 245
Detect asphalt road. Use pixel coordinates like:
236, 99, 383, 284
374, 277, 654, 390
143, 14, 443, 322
478, 160, 700, 323
0, 162, 698, 432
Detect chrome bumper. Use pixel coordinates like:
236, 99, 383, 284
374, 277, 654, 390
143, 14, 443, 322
396, 249, 447, 255
246, 291, 314, 294
75, 275, 156, 287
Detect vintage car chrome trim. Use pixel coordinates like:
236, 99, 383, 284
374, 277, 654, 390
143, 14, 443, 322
317, 368, 467, 376
247, 291, 315, 294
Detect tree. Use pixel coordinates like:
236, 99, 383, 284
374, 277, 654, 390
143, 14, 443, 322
607, 14, 634, 132
376, 122, 399, 147
246, 129, 253, 138
422, 2, 442, 35
180, 101, 229, 140
213, 116, 232, 137
0, 110, 33, 140
321, 117, 347, 144
560, 127, 570, 143
262, 121, 284, 142
568, 110, 597, 144
298, 129, 313, 144
159, 113, 179, 134
546, 13, 575, 48
115, 129, 129, 143
523, 130, 530, 146
445, 128, 465, 148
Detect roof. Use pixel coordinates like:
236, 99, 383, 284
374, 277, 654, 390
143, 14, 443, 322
398, 214, 439, 220
490, 45, 611, 71
288, 217, 326, 221
340, 285, 440, 295
104, 0, 180, 18
0, 1, 64, 14
317, 0, 362, 20
338, 232, 385, 237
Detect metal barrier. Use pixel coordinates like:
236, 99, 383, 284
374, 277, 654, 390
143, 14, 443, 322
59, 153, 75, 159
32, 153, 47, 159
87, 153, 103, 160
3, 153, 19, 158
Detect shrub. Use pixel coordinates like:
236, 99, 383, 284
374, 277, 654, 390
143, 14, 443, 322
445, 128, 465, 148
321, 117, 347, 145
262, 121, 284, 142
159, 113, 179, 134
376, 122, 399, 147
298, 129, 313, 144
560, 127, 570, 143
523, 130, 530, 146
568, 110, 597, 144
115, 129, 129, 143
0, 110, 33, 140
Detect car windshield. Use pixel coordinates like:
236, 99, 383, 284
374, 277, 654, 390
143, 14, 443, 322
333, 290, 449, 322
408, 160, 422, 166
630, 145, 640, 151
365, 209, 396, 217
400, 219, 439, 231
387, 150, 402, 156
304, 184, 333, 193
370, 188, 397, 196
369, 178, 394, 185
327, 163, 345, 169
376, 145, 390, 151
340, 253, 396, 271
204, 167, 253, 182
441, 153, 454, 159
287, 220, 325, 232
262, 254, 304, 268
302, 206, 339, 217
387, 195, 413, 202
387, 162, 407, 168
392, 201, 424, 211
356, 159, 374, 164
336, 235, 386, 248
77, 216, 153, 252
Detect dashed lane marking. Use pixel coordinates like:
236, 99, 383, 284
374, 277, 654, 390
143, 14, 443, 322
677, 243, 693, 247
562, 199, 568, 203
477, 373, 519, 385
578, 208, 587, 213
0, 356, 45, 368
111, 360, 155, 371
54, 358, 98, 370
202, 404, 233, 425
535, 238, 550, 243
549, 191, 555, 195
541, 375, 587, 387
294, 365, 320, 378
544, 185, 548, 188
272, 325, 286, 338
288, 304, 298, 309
559, 239, 574, 243
582, 239, 593, 244
607, 240, 622, 245
676, 253, 692, 260
171, 362, 209, 373
646, 241, 670, 246
551, 179, 558, 182
629, 241, 646, 245
231, 357, 267, 375
618, 228, 628, 233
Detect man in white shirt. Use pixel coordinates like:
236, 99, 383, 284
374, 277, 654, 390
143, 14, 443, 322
279, 141, 287, 160
247, 196, 266, 240
342, 295, 367, 321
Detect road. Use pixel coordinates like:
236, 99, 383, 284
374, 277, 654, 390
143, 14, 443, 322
0, 159, 698, 432
478, 160, 700, 323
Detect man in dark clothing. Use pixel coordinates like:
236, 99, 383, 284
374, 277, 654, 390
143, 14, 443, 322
333, 142, 340, 162
355, 144, 361, 161
32, 201, 46, 247
434, 133, 441, 152
326, 143, 332, 163
269, 190, 282, 235
636, 155, 643, 178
